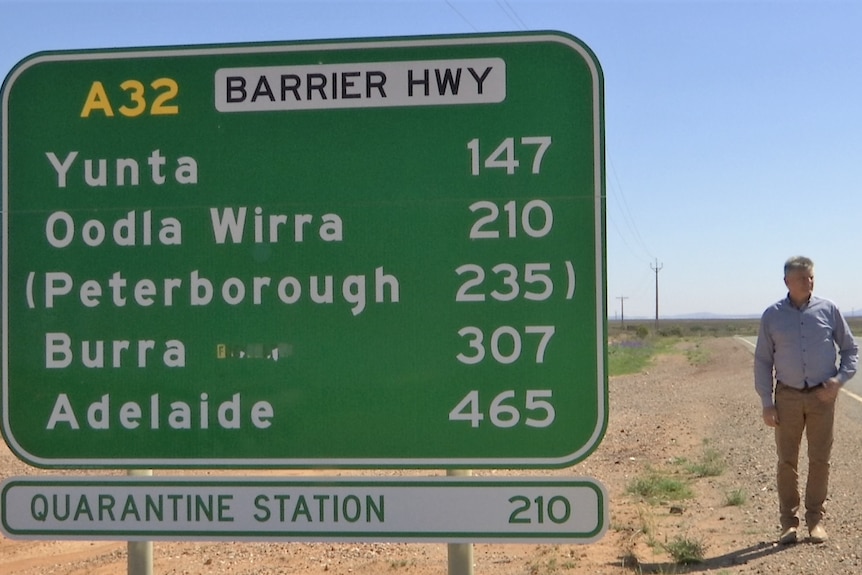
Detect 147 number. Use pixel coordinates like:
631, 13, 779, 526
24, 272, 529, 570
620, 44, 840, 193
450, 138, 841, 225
467, 136, 552, 175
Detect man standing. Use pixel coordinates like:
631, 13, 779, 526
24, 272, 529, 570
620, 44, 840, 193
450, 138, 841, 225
754, 256, 858, 544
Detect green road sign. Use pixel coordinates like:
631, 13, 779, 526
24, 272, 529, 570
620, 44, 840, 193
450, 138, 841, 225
0, 476, 608, 543
1, 32, 606, 468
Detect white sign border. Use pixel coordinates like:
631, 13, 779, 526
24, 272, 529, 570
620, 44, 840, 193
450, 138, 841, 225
1, 475, 608, 544
0, 31, 606, 469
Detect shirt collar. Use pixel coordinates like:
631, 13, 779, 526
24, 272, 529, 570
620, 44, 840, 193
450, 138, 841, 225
786, 292, 813, 310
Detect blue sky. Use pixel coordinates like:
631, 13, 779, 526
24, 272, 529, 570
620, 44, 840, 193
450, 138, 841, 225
2, 0, 861, 319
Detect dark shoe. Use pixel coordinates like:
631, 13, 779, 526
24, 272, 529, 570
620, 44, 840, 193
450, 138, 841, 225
809, 524, 828, 543
779, 526, 798, 545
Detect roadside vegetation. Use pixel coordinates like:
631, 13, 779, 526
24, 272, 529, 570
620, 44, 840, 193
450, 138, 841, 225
607, 318, 760, 377
608, 318, 862, 378
673, 441, 727, 478
624, 441, 737, 567
609, 320, 762, 569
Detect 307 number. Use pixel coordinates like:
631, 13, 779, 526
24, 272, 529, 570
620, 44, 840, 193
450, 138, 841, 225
457, 325, 555, 365
449, 390, 555, 428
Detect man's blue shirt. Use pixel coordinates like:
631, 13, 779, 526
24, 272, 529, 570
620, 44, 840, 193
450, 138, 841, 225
754, 294, 858, 408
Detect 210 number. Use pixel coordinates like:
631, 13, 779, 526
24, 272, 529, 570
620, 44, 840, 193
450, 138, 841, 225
469, 200, 553, 239
509, 495, 572, 524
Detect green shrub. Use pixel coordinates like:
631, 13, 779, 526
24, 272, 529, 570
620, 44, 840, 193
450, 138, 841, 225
664, 535, 707, 564
724, 488, 746, 506
683, 446, 727, 478
627, 473, 692, 503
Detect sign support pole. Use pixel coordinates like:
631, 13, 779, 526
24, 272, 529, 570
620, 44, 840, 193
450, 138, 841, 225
127, 469, 153, 575
447, 469, 474, 575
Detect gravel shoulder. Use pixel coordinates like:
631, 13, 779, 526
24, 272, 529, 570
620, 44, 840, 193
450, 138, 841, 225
3, 336, 862, 574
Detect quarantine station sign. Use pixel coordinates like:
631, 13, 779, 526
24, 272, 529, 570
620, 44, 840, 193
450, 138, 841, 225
1, 476, 608, 543
0, 32, 606, 468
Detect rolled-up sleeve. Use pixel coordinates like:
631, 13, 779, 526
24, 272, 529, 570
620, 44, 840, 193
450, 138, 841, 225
754, 314, 776, 408
833, 309, 858, 384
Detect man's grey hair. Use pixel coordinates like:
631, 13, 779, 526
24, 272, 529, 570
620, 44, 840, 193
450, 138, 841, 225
784, 256, 814, 277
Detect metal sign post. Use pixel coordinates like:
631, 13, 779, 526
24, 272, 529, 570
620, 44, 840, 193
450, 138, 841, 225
447, 469, 474, 575
126, 469, 153, 575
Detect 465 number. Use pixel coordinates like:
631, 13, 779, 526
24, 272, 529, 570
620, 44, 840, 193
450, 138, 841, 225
449, 389, 555, 428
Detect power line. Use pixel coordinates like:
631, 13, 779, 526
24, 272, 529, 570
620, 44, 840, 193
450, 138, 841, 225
621, 267, 654, 301
444, 0, 479, 32
607, 211, 646, 263
607, 155, 654, 262
496, 0, 529, 29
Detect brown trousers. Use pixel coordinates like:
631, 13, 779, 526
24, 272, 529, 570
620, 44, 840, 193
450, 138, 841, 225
774, 383, 836, 529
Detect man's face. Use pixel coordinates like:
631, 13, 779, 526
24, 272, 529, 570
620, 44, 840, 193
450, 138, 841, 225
785, 268, 814, 302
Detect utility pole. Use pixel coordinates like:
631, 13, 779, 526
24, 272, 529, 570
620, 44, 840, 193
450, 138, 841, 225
616, 296, 629, 330
651, 259, 663, 332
